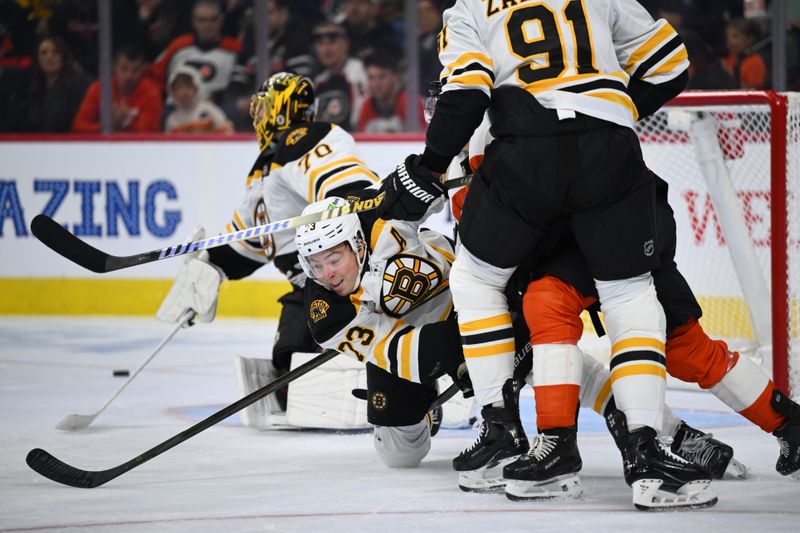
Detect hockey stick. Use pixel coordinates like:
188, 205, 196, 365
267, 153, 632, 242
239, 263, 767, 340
429, 382, 460, 411
27, 278, 453, 488
27, 348, 340, 488
55, 310, 195, 431
30, 175, 473, 274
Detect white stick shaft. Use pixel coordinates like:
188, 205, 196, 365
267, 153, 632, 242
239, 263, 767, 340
56, 310, 193, 430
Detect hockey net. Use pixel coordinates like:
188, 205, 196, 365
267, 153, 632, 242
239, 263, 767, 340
630, 90, 800, 396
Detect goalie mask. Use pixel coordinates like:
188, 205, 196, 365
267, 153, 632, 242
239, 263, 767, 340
295, 197, 367, 295
250, 72, 316, 150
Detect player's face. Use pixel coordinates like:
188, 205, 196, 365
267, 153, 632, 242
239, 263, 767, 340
308, 242, 360, 296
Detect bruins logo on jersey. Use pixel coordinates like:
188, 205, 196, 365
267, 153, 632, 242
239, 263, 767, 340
286, 127, 308, 146
310, 299, 330, 322
380, 254, 443, 317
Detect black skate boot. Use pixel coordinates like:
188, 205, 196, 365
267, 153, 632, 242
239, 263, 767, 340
670, 422, 747, 479
605, 408, 717, 511
503, 425, 583, 501
452, 379, 528, 492
771, 389, 800, 477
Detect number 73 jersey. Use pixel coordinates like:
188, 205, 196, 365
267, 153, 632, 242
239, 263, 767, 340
305, 215, 457, 385
438, 0, 688, 128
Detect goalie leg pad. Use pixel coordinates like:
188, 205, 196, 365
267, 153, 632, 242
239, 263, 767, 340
234, 356, 286, 429
373, 421, 430, 468
286, 352, 370, 429
450, 247, 516, 407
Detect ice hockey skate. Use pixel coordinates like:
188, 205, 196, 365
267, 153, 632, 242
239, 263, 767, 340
670, 422, 747, 479
606, 408, 717, 511
452, 379, 528, 492
503, 425, 583, 501
771, 389, 800, 478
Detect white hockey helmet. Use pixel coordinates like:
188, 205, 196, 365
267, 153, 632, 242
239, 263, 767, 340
295, 197, 367, 290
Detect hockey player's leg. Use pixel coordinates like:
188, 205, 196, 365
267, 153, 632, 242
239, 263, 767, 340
373, 423, 431, 468
504, 276, 584, 500
667, 318, 800, 477
366, 364, 438, 468
449, 247, 528, 491
598, 275, 715, 510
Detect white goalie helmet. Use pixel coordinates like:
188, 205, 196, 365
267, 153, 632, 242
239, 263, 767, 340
295, 197, 367, 290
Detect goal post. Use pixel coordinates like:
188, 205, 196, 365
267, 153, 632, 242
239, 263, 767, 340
633, 90, 800, 396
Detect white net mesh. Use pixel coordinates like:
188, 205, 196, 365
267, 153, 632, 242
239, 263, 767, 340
627, 91, 800, 395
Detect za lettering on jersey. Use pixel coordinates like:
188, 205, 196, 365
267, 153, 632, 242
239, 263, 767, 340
439, 0, 688, 128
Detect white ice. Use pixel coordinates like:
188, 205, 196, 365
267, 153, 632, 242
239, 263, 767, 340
1, 317, 798, 533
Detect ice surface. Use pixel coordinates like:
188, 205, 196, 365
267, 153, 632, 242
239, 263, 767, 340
1, 317, 798, 532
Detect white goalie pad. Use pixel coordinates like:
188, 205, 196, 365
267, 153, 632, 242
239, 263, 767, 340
286, 352, 370, 429
234, 356, 287, 429
437, 374, 477, 429
157, 226, 225, 324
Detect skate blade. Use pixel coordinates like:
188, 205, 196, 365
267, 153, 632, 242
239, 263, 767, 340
632, 479, 718, 511
724, 457, 748, 479
505, 474, 583, 501
457, 456, 518, 493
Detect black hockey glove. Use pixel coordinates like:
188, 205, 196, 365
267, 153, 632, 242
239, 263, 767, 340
377, 154, 446, 221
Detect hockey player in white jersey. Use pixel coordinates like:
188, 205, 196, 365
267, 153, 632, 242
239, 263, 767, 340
377, 0, 715, 510
157, 72, 380, 409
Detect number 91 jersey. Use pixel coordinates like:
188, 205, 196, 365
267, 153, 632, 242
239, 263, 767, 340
438, 0, 688, 128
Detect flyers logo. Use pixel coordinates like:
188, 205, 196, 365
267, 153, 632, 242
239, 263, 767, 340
380, 255, 443, 317
310, 299, 330, 322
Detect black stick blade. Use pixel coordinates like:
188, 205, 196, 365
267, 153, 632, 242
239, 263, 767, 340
26, 448, 114, 488
30, 215, 110, 273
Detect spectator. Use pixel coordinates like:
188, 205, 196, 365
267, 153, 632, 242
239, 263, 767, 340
129, 0, 192, 62
146, 0, 241, 104
16, 36, 92, 132
312, 20, 367, 131
238, 0, 316, 80
417, 0, 442, 94
46, 1, 139, 76
340, 0, 399, 60
723, 18, 768, 89
683, 31, 737, 90
72, 44, 163, 132
164, 65, 232, 133
357, 51, 425, 133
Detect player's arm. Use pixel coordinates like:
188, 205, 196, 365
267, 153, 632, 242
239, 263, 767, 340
421, 1, 491, 173
612, 0, 689, 119
275, 123, 380, 204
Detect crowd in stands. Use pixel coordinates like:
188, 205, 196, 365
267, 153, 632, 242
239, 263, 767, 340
0, 0, 798, 135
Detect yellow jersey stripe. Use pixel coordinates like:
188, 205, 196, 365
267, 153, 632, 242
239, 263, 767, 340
245, 169, 262, 187
374, 320, 405, 371
444, 52, 494, 77
460, 313, 511, 333
524, 71, 628, 94
349, 285, 364, 315
611, 337, 666, 356
427, 243, 455, 264
370, 218, 388, 252
645, 46, 688, 78
447, 72, 493, 89
316, 166, 376, 201
400, 330, 414, 380
464, 340, 516, 359
585, 90, 639, 121
609, 363, 667, 383
625, 23, 675, 73
593, 377, 613, 415
307, 156, 367, 201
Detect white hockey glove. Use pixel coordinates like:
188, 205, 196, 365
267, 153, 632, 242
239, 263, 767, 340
156, 226, 226, 325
